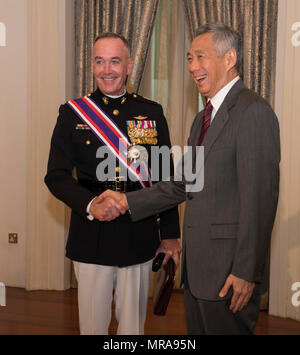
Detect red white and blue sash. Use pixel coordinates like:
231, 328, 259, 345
67, 96, 151, 188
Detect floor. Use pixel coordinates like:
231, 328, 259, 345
0, 287, 300, 335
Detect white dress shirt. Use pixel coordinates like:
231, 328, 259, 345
209, 76, 240, 123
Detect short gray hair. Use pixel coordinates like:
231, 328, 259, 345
195, 23, 242, 75
94, 32, 131, 56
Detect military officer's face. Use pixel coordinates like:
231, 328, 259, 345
187, 33, 236, 99
93, 38, 133, 96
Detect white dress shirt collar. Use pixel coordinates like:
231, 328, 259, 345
106, 88, 127, 99
209, 76, 240, 122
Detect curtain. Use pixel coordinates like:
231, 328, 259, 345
139, 0, 199, 289
149, 0, 199, 147
74, 0, 158, 97
182, 0, 278, 106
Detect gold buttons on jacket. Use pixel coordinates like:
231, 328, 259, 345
86, 140, 91, 145
113, 109, 119, 116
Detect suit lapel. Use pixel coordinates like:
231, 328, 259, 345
201, 79, 245, 161
201, 103, 229, 161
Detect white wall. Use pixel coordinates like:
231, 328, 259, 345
0, 0, 74, 288
0, 0, 28, 287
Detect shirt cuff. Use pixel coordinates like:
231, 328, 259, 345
86, 197, 96, 221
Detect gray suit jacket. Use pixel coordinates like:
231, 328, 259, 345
127, 80, 280, 301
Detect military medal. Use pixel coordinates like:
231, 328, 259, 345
127, 144, 148, 164
127, 120, 158, 145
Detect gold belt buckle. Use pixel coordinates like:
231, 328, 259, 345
114, 177, 126, 192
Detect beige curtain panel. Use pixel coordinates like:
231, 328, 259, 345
182, 0, 278, 105
74, 0, 159, 97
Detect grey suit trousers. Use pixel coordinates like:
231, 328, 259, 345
184, 286, 260, 335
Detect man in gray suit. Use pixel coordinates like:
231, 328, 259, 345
96, 23, 280, 334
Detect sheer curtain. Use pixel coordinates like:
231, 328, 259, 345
74, 0, 159, 96
140, 0, 200, 288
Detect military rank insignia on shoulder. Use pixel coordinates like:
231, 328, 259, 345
127, 120, 158, 145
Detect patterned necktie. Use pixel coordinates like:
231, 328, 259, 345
198, 100, 213, 145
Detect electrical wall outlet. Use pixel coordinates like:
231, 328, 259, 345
8, 233, 18, 244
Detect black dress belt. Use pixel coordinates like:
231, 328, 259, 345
79, 179, 142, 193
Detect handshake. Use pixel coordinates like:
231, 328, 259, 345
91, 190, 182, 267
89, 190, 129, 222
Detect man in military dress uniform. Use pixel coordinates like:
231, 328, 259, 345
45, 33, 181, 335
